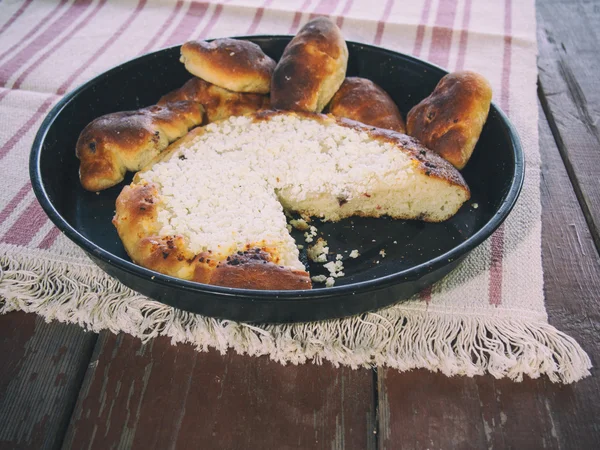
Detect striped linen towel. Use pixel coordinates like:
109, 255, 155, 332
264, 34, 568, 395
0, 0, 591, 383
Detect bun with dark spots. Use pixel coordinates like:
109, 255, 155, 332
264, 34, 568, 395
270, 17, 348, 113
328, 77, 406, 133
180, 38, 276, 94
407, 71, 492, 170
76, 101, 203, 192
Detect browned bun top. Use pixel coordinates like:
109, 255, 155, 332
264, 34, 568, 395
406, 71, 492, 170
270, 16, 348, 113
158, 77, 269, 123
180, 38, 276, 94
76, 101, 203, 191
328, 77, 406, 133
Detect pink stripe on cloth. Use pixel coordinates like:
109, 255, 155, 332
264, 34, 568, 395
289, 0, 312, 34
428, 0, 458, 68
0, 86, 10, 104
0, 95, 58, 161
0, 0, 92, 88
162, 2, 209, 47
246, 0, 274, 35
412, 0, 433, 57
38, 226, 61, 250
0, 182, 31, 226
0, 0, 67, 63
139, 0, 184, 54
500, 7, 512, 114
335, 0, 353, 28
373, 0, 393, 45
420, 286, 432, 305
196, 3, 225, 40
57, 0, 147, 95
0, 0, 33, 37
489, 0, 512, 306
12, 0, 108, 91
1, 200, 48, 246
308, 0, 341, 20
455, 0, 472, 71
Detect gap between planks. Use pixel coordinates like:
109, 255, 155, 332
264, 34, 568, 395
537, 81, 600, 254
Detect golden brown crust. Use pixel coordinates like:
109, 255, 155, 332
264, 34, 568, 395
158, 77, 269, 123
406, 71, 492, 170
338, 118, 468, 191
209, 252, 312, 290
327, 77, 406, 133
270, 17, 348, 113
180, 39, 276, 94
113, 182, 311, 290
76, 101, 203, 191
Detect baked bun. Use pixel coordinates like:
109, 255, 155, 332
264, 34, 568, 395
180, 38, 276, 94
328, 77, 406, 133
406, 71, 492, 169
158, 77, 269, 123
270, 17, 348, 113
76, 101, 203, 191
113, 110, 470, 289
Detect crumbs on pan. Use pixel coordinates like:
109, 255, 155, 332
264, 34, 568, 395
307, 241, 347, 287
304, 225, 318, 243
307, 237, 328, 262
324, 260, 344, 278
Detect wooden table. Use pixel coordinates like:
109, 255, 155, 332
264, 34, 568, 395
1, 1, 599, 448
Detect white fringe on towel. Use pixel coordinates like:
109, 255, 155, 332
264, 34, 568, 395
0, 244, 591, 384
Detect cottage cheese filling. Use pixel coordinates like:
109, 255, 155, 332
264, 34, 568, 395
139, 114, 413, 269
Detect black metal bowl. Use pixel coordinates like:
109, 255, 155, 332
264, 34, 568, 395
30, 36, 524, 323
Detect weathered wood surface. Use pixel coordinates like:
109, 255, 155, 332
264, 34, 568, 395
537, 0, 600, 252
61, 332, 376, 450
0, 311, 97, 450
536, 106, 600, 448
377, 104, 600, 449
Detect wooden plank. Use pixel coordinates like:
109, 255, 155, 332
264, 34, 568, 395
533, 99, 600, 448
63, 332, 376, 450
377, 369, 488, 449
0, 311, 97, 450
377, 103, 600, 449
537, 0, 600, 251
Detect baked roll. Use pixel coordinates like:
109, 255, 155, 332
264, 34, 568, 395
180, 38, 276, 94
328, 77, 406, 133
270, 17, 348, 113
406, 71, 492, 170
76, 101, 203, 191
158, 77, 269, 123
